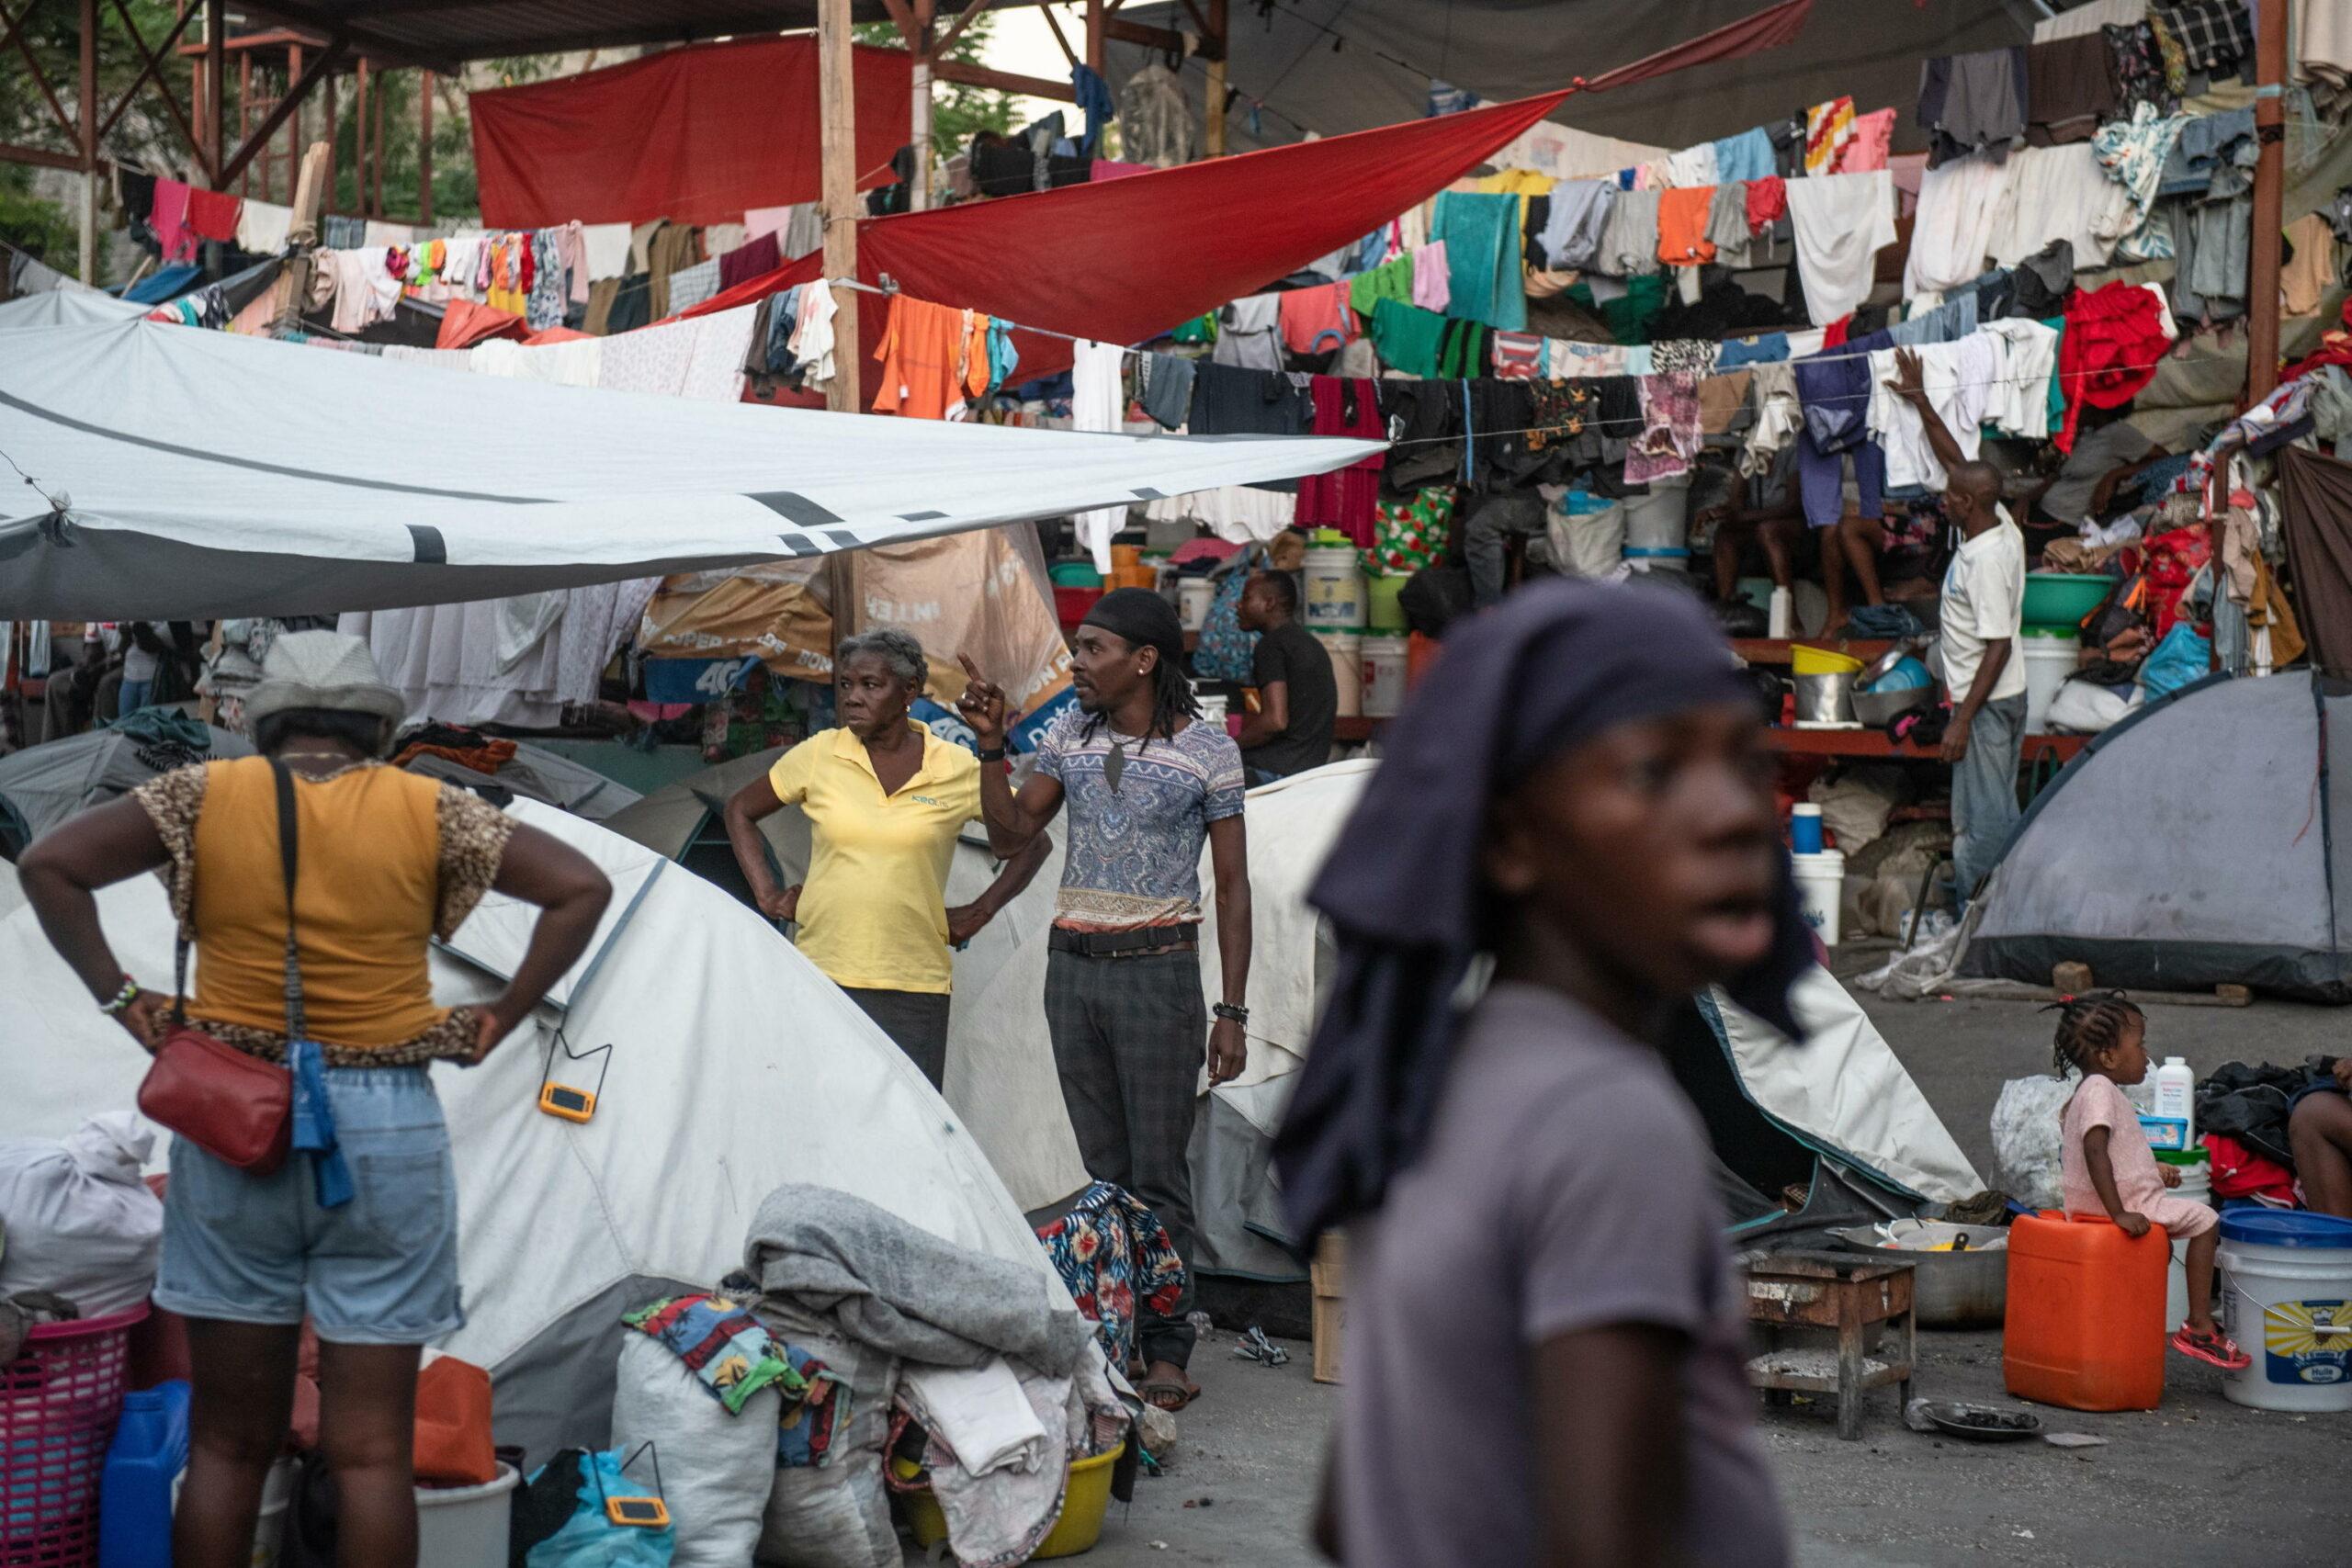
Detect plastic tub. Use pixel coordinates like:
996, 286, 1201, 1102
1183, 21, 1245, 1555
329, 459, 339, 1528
1053, 586, 1103, 628
1622, 547, 1690, 573
413, 1461, 519, 1568
2021, 571, 2113, 629
2004, 1211, 2166, 1411
1790, 849, 1846, 945
1363, 571, 1409, 632
1304, 547, 1367, 631
906, 1443, 1125, 1560
2020, 628, 2077, 734
1049, 561, 1103, 588
1790, 645, 1864, 677
1, 1303, 146, 1564
1314, 630, 1363, 718
1360, 635, 1409, 719
2217, 1211, 2352, 1412
1177, 576, 1216, 632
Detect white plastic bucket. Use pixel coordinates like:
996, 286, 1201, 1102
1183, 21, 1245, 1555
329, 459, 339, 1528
1360, 635, 1409, 718
1623, 547, 1690, 573
1622, 475, 1691, 553
2217, 1212, 2352, 1412
1178, 575, 1216, 632
414, 1462, 519, 1568
1303, 547, 1366, 630
1195, 691, 1229, 729
1314, 630, 1363, 718
1791, 849, 1846, 946
2021, 629, 2076, 735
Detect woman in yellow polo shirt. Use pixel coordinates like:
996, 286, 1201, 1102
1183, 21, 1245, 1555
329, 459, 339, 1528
723, 630, 1048, 1088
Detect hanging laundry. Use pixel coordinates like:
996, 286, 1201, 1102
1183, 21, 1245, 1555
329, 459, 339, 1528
1538, 182, 1613, 270
1293, 378, 1386, 547
718, 231, 781, 291
1213, 293, 1283, 369
1918, 47, 2030, 168
789, 285, 838, 386
1489, 332, 1544, 379
1804, 98, 1857, 175
1712, 127, 1777, 186
2154, 0, 2253, 76
1624, 373, 1702, 484
871, 294, 973, 419
1592, 187, 1663, 277
1988, 143, 2134, 270
184, 186, 243, 245
1865, 334, 1995, 491
1431, 190, 1526, 332
1664, 143, 1719, 189
1186, 361, 1312, 437
234, 198, 290, 254
1655, 186, 1717, 268
151, 178, 196, 262
1409, 243, 1451, 313
1840, 109, 1896, 173
1070, 338, 1129, 572
1744, 175, 1787, 232
1277, 280, 1355, 356
2026, 32, 2125, 147
1784, 170, 1896, 327
1347, 254, 1415, 321
2056, 280, 2174, 452
1366, 298, 1447, 378
2092, 103, 2194, 262
1137, 353, 1194, 430
1980, 319, 2062, 438
664, 257, 721, 315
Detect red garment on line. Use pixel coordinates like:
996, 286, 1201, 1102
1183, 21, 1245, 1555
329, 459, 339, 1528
1295, 378, 1387, 547
1745, 175, 1788, 232
2057, 280, 2171, 452
185, 186, 242, 243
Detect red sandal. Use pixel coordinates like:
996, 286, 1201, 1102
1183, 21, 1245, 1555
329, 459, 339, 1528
2170, 1326, 2252, 1371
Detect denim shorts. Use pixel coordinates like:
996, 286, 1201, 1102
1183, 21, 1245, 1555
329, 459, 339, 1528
155, 1066, 463, 1346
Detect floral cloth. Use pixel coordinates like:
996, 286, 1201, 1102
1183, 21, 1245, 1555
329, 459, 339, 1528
622, 1292, 846, 1465
1623, 371, 1702, 484
1365, 486, 1458, 577
1035, 1181, 1187, 1369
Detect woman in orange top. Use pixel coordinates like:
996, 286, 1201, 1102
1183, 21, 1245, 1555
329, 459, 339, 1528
18, 632, 611, 1568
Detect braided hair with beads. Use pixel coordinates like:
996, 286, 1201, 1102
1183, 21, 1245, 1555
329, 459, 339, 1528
2043, 991, 2146, 1079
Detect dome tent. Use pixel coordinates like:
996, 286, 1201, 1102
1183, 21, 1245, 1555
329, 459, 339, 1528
1963, 671, 2352, 999
0, 800, 1069, 1460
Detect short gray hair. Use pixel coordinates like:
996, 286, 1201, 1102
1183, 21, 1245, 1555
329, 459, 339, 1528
834, 629, 927, 694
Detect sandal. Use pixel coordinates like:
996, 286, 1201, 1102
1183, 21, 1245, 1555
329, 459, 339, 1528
2170, 1326, 2253, 1371
1138, 1375, 1202, 1413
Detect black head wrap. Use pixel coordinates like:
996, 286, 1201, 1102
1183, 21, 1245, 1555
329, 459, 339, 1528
1080, 587, 1186, 665
1272, 577, 1814, 1247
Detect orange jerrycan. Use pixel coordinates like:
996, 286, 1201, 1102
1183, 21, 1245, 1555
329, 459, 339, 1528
2004, 1210, 2167, 1411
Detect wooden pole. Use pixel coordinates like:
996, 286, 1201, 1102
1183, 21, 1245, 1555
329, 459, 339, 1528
203, 0, 223, 184
371, 68, 384, 219
417, 69, 433, 224
285, 44, 303, 203
2245, 0, 2290, 404
77, 0, 96, 281
323, 68, 337, 214
1084, 0, 1103, 73
910, 0, 933, 212
236, 47, 251, 195
819, 0, 863, 413
354, 58, 368, 217
1204, 0, 1226, 157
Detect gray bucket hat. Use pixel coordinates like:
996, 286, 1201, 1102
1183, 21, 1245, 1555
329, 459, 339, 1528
241, 630, 407, 734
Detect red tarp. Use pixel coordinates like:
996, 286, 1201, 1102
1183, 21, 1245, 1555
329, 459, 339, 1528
679, 0, 1818, 387
469, 38, 912, 230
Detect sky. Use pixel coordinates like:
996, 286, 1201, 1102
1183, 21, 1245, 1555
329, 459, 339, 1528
978, 4, 1142, 132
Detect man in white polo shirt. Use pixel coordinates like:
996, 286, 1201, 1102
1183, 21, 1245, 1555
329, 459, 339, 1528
1885, 349, 2027, 904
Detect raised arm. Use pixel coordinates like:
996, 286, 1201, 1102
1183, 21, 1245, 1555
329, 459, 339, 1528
1885, 347, 1969, 477
955, 655, 1066, 858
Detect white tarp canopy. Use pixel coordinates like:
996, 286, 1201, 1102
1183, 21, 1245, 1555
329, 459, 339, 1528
0, 800, 1067, 1456
0, 320, 1383, 620
0, 288, 144, 331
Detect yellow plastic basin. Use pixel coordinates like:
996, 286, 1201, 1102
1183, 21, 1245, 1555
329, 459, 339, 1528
902, 1441, 1125, 1559
1790, 645, 1864, 676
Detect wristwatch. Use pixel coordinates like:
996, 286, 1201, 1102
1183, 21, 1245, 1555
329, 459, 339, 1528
977, 745, 1006, 761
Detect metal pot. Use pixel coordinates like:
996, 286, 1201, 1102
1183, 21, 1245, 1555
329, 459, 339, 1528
1851, 684, 1932, 728
1792, 671, 1857, 725
1830, 1224, 2009, 1329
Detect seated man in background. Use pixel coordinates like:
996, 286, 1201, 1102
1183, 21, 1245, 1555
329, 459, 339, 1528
1234, 570, 1338, 781
1702, 446, 1805, 629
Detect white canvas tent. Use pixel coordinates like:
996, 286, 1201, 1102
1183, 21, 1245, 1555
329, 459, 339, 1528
0, 801, 1069, 1458
0, 320, 1383, 619
611, 757, 1980, 1279
0, 288, 144, 331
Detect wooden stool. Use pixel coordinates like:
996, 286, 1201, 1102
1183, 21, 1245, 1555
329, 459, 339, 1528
1742, 1251, 1917, 1440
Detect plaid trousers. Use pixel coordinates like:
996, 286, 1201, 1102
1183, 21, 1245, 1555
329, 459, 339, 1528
1044, 947, 1204, 1370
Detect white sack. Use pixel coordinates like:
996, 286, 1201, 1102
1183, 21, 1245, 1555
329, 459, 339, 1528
752, 1305, 897, 1568
1992, 1071, 2078, 1212
0, 1111, 163, 1316
610, 1333, 778, 1568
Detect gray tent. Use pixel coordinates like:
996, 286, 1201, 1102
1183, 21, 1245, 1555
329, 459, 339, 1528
0, 716, 251, 853
397, 742, 643, 822
1963, 671, 2352, 1000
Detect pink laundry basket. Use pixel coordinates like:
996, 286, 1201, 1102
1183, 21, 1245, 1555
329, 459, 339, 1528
1, 1305, 147, 1567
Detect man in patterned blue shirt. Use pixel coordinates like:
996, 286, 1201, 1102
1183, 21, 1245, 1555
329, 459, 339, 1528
959, 589, 1252, 1412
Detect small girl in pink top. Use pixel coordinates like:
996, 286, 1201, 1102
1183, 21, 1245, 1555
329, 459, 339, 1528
2053, 993, 2251, 1371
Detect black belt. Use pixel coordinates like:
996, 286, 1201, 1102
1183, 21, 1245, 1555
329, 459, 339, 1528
1048, 923, 1200, 957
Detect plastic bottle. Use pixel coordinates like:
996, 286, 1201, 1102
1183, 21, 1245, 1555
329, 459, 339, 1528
2153, 1056, 2196, 1142
98, 1379, 190, 1568
1767, 585, 1793, 639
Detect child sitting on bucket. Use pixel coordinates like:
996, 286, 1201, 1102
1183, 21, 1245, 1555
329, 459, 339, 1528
2052, 993, 2250, 1370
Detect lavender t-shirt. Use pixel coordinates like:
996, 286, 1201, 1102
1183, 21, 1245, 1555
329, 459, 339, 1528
1337, 984, 1791, 1568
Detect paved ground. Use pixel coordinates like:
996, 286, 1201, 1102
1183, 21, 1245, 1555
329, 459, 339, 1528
1009, 986, 2346, 1568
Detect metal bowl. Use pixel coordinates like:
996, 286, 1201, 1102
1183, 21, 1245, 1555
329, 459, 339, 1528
1830, 1224, 2009, 1329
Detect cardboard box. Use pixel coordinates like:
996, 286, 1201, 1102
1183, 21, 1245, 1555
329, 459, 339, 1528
1311, 1230, 1346, 1384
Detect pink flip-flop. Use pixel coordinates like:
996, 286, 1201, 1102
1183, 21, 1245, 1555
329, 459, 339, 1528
2170, 1326, 2252, 1371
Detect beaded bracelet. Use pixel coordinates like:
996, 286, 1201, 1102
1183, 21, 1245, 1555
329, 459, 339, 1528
98, 977, 142, 1017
